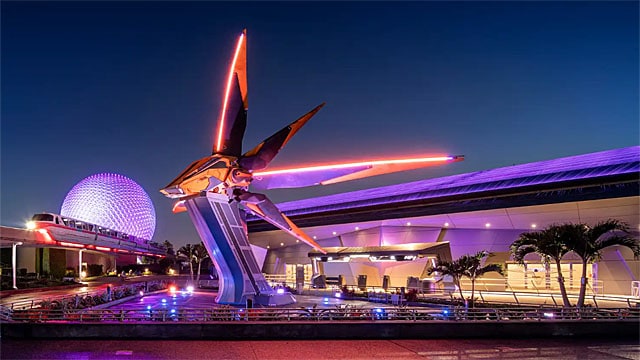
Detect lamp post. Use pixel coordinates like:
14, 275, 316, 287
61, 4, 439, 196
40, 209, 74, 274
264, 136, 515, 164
12, 242, 23, 290
79, 249, 85, 280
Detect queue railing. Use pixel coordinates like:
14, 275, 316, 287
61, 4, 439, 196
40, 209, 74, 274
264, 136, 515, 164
1, 280, 166, 311
5, 305, 640, 323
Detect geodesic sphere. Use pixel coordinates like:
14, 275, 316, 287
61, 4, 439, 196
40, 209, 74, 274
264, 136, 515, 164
60, 173, 156, 240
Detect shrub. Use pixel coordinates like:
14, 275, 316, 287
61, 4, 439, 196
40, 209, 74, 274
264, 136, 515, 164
405, 288, 418, 302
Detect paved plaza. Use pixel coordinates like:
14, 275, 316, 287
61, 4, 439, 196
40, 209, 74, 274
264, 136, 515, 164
2, 338, 639, 359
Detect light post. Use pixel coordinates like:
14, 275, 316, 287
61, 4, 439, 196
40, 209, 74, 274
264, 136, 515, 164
79, 249, 85, 280
12, 242, 23, 289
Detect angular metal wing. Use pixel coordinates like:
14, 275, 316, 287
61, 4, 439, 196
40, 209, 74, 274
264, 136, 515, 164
251, 155, 464, 190
237, 191, 326, 253
213, 29, 248, 156
240, 103, 325, 171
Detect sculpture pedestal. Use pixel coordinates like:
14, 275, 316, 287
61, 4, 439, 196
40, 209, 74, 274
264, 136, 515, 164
185, 192, 295, 306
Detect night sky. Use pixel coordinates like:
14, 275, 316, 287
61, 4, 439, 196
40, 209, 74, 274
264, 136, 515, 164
2, 2, 638, 248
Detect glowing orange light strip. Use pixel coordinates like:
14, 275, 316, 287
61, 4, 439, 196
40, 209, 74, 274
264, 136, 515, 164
37, 229, 53, 242
215, 32, 245, 153
59, 241, 85, 248
254, 156, 456, 176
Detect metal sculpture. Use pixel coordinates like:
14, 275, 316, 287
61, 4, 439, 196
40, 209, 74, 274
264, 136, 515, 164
161, 29, 463, 305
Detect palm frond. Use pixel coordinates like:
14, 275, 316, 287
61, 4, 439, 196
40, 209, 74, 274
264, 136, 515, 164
477, 263, 504, 277
596, 235, 640, 259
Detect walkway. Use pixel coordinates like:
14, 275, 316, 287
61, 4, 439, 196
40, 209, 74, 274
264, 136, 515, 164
2, 338, 638, 359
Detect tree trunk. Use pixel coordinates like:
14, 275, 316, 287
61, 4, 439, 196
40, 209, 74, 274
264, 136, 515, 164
196, 261, 202, 283
555, 259, 571, 307
456, 278, 465, 304
577, 260, 588, 308
470, 277, 476, 308
189, 261, 194, 284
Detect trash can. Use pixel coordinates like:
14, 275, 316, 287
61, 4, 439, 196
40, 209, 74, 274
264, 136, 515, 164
357, 275, 367, 291
406, 276, 419, 289
382, 275, 390, 291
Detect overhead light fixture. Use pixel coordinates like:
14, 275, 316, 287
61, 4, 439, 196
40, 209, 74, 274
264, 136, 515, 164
332, 231, 337, 236
444, 222, 449, 227
406, 222, 411, 226
531, 224, 537, 229
355, 226, 360, 231
280, 242, 284, 246
485, 223, 491, 228
313, 236, 317, 239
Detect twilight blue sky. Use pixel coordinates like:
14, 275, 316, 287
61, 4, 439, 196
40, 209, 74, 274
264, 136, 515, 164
2, 2, 638, 247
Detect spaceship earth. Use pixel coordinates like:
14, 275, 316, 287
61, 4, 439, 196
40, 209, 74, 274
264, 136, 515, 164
60, 173, 156, 240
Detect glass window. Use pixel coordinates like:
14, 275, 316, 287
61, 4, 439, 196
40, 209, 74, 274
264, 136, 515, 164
31, 214, 54, 222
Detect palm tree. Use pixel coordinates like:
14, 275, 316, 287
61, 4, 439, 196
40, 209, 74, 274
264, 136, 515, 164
561, 220, 639, 308
177, 244, 196, 283
163, 240, 175, 256
427, 255, 465, 302
193, 242, 210, 283
511, 226, 572, 307
459, 251, 504, 308
428, 251, 503, 307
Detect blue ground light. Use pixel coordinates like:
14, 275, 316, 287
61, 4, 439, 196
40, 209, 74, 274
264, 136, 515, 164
106, 288, 403, 313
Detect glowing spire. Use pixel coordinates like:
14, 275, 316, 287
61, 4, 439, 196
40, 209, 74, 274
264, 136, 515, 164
215, 30, 247, 153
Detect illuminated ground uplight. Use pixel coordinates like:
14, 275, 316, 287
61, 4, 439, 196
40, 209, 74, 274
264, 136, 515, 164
105, 289, 400, 311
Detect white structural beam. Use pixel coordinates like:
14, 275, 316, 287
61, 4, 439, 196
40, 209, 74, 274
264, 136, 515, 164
12, 242, 23, 289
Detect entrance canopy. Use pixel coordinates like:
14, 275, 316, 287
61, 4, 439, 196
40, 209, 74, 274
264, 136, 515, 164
308, 242, 451, 262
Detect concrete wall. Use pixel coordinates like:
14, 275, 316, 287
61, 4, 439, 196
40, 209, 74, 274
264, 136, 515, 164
65, 250, 115, 274
17, 247, 36, 273
589, 246, 639, 296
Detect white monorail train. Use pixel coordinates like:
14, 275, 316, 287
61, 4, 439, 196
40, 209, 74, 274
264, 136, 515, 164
27, 212, 165, 256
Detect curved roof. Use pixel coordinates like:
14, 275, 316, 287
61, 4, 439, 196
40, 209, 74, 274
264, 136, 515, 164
248, 146, 639, 226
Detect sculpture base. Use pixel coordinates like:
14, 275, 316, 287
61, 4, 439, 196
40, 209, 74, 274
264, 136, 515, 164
254, 292, 297, 307
186, 192, 285, 305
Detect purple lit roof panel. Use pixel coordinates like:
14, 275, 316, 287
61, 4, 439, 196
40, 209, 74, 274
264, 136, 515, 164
273, 146, 639, 216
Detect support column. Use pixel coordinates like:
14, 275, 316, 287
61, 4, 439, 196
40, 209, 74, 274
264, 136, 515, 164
78, 249, 85, 280
12, 242, 22, 290
185, 192, 290, 306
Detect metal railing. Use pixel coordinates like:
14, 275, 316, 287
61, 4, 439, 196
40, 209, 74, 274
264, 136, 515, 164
6, 305, 640, 323
2, 281, 166, 311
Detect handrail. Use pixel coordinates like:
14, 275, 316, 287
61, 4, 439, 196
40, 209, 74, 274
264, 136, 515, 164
2, 281, 166, 310
5, 305, 640, 323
